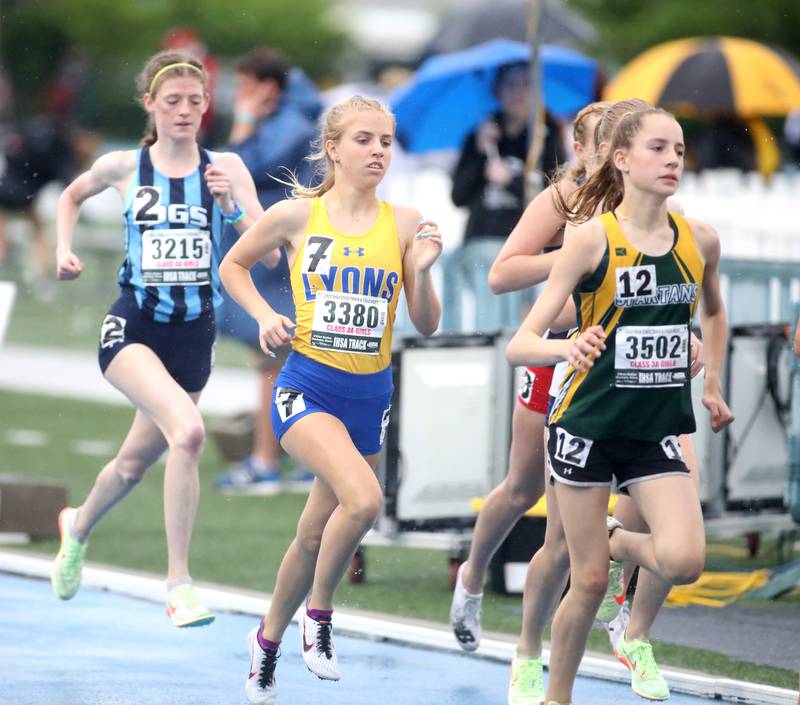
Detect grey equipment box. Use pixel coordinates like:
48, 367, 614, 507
0, 476, 68, 539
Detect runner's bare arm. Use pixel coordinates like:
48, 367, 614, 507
488, 181, 575, 294
506, 218, 606, 368
220, 198, 309, 323
208, 152, 278, 268
691, 218, 735, 432
794, 315, 800, 357
56, 151, 135, 280
397, 204, 442, 336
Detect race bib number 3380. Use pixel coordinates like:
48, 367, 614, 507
141, 228, 211, 285
615, 324, 689, 388
310, 290, 387, 355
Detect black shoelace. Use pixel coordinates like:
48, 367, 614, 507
454, 622, 475, 645
258, 648, 279, 689
316, 619, 333, 659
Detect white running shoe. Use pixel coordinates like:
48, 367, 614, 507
602, 599, 630, 653
245, 627, 279, 705
450, 562, 483, 652
301, 610, 340, 680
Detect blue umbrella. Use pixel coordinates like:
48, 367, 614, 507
390, 38, 597, 153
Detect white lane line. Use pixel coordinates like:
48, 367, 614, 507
4, 429, 49, 447
71, 439, 117, 457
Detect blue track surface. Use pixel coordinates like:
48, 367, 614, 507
1, 571, 724, 705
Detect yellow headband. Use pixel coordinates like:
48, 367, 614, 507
148, 62, 204, 94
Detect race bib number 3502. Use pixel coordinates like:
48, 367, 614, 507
310, 290, 387, 355
141, 229, 211, 285
615, 324, 689, 388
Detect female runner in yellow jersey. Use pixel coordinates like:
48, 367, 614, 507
220, 96, 442, 705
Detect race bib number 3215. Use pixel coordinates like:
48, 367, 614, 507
141, 228, 211, 285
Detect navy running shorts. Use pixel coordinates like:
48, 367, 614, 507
547, 426, 690, 494
97, 289, 216, 393
271, 352, 393, 456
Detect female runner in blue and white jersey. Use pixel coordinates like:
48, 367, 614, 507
51, 50, 270, 627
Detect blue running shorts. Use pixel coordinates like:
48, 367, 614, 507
271, 352, 393, 456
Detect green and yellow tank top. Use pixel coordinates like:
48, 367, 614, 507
289, 197, 403, 374
549, 211, 704, 441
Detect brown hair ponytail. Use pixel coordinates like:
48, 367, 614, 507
555, 105, 673, 223
563, 101, 611, 183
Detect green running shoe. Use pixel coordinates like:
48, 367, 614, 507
51, 507, 88, 600
615, 629, 670, 701
596, 558, 625, 622
596, 516, 625, 623
508, 653, 544, 705
166, 583, 215, 628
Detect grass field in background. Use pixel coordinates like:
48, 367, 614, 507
2, 248, 249, 367
1, 388, 797, 690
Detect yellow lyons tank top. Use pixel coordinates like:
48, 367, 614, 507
289, 197, 404, 374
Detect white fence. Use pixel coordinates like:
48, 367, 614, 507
24, 167, 800, 329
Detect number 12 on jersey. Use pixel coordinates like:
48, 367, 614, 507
552, 427, 593, 468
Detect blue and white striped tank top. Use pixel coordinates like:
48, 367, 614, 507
117, 147, 224, 323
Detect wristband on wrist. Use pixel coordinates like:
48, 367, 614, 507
221, 203, 246, 224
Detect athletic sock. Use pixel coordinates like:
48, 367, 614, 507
68, 507, 87, 544
248, 457, 276, 474
257, 620, 280, 652
307, 607, 333, 622
166, 576, 192, 591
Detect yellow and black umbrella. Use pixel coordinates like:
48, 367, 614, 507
604, 36, 800, 116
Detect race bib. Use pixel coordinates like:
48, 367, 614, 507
552, 427, 593, 468
141, 229, 211, 285
302, 235, 335, 275
519, 369, 535, 403
615, 265, 656, 306
310, 290, 387, 355
275, 387, 306, 422
615, 324, 689, 388
99, 314, 126, 349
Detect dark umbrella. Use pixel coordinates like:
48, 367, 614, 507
604, 36, 800, 116
421, 0, 596, 59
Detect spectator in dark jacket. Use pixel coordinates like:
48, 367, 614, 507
0, 115, 76, 292
451, 62, 564, 242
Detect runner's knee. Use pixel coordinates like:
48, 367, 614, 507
343, 490, 383, 528
539, 533, 570, 572
504, 476, 541, 512
169, 419, 206, 457
295, 530, 323, 557
114, 456, 149, 485
569, 565, 608, 602
658, 548, 704, 585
